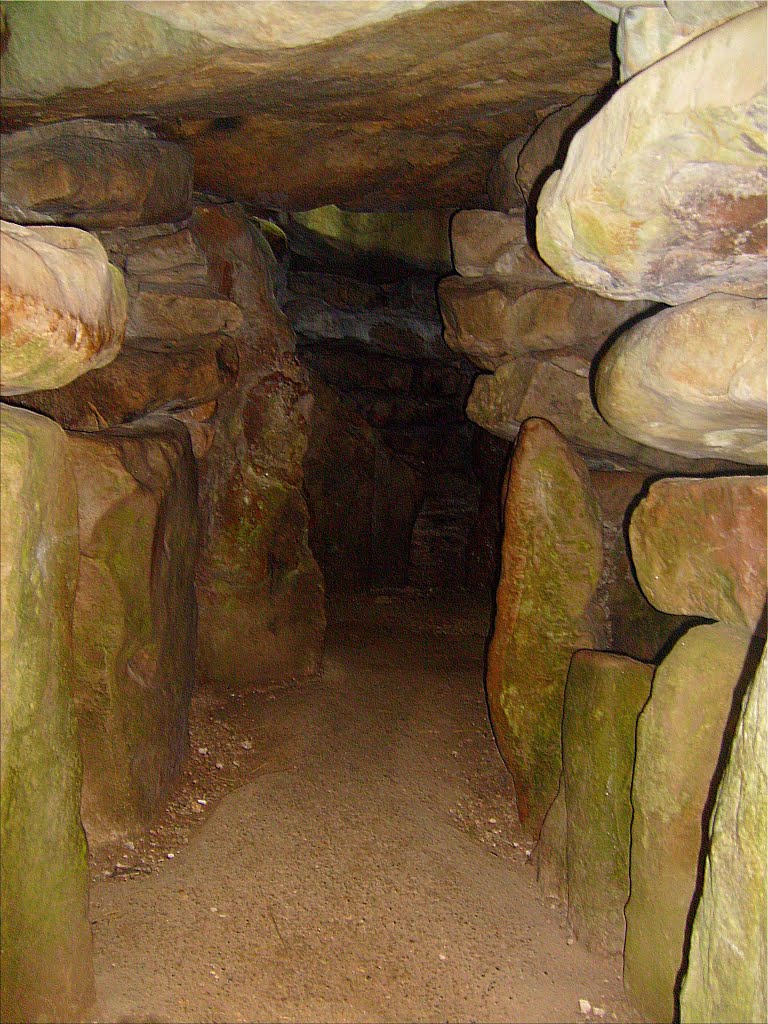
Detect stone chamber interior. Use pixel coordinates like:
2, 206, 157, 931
0, 3, 766, 1024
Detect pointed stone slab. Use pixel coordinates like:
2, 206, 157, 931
486, 417, 604, 834
624, 622, 757, 1023
630, 475, 767, 633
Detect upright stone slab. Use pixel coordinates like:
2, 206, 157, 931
680, 645, 767, 1024
630, 475, 767, 634
66, 415, 199, 844
624, 622, 756, 1023
486, 417, 604, 834
563, 650, 654, 954
0, 405, 94, 1022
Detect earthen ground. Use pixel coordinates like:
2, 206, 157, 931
90, 591, 643, 1024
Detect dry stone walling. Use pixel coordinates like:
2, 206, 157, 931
0, 121, 324, 1021
439, 4, 766, 1022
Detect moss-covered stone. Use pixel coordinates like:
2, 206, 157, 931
486, 417, 604, 835
680, 645, 767, 1023
563, 650, 654, 954
624, 622, 757, 1023
65, 415, 198, 844
630, 475, 767, 633
0, 404, 94, 1022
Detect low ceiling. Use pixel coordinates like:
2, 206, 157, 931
0, 0, 614, 210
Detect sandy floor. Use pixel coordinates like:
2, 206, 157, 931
90, 590, 642, 1024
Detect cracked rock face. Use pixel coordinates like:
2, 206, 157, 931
0, 0, 613, 210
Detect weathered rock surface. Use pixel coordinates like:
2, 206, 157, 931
485, 134, 529, 212
66, 416, 198, 843
125, 286, 243, 350
595, 294, 767, 466
1, 1, 613, 210
10, 340, 237, 432
589, 0, 761, 82
624, 622, 757, 1024
467, 356, 706, 471
449, 210, 558, 283
516, 93, 600, 206
439, 274, 647, 371
537, 6, 767, 305
191, 203, 325, 686
304, 376, 423, 591
680, 644, 767, 1024
486, 418, 604, 834
0, 405, 93, 1022
0, 220, 127, 395
629, 475, 767, 634
0, 119, 193, 228
563, 651, 654, 955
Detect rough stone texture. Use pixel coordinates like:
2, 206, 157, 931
589, 0, 761, 82
450, 210, 559, 283
595, 294, 767, 466
65, 416, 198, 844
467, 356, 715, 472
439, 274, 648, 371
191, 203, 325, 686
563, 651, 654, 955
630, 475, 767, 635
125, 286, 243, 350
624, 622, 757, 1024
537, 7, 767, 305
0, 119, 193, 228
592, 470, 687, 661
0, 405, 94, 1023
485, 134, 528, 212
516, 93, 600, 207
0, 220, 127, 395
680, 644, 767, 1024
536, 781, 568, 904
1, 1, 613, 210
486, 418, 605, 835
304, 376, 423, 591
9, 340, 237, 432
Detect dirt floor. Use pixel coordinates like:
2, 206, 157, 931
90, 590, 643, 1024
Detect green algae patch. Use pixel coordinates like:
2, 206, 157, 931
0, 405, 94, 1022
486, 417, 604, 835
563, 650, 654, 954
625, 622, 756, 1024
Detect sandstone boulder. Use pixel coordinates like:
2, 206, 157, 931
125, 286, 243, 350
629, 475, 767, 634
680, 644, 767, 1024
486, 418, 604, 834
0, 120, 193, 228
563, 651, 654, 954
65, 416, 198, 843
537, 6, 767, 305
624, 622, 757, 1024
0, 405, 93, 1022
0, 220, 127, 395
595, 294, 767, 466
485, 134, 528, 212
516, 94, 599, 206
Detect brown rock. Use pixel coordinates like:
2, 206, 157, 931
66, 416, 198, 843
449, 210, 559, 284
2, 2, 612, 210
0, 220, 127, 395
9, 340, 237, 431
126, 286, 243, 350
0, 120, 193, 228
516, 94, 600, 206
486, 418, 605, 834
486, 134, 528, 212
629, 475, 768, 633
